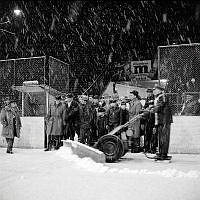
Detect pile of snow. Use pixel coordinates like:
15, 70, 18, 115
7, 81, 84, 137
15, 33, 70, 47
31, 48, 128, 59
56, 147, 200, 179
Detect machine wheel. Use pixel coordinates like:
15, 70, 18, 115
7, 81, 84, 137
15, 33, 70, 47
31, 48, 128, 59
96, 135, 124, 162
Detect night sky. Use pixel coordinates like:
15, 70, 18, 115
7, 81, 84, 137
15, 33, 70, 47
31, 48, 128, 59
0, 1, 200, 94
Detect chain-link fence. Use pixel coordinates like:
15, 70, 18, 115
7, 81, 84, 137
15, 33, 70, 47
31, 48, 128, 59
0, 59, 15, 107
158, 44, 200, 115
49, 56, 69, 94
0, 56, 46, 116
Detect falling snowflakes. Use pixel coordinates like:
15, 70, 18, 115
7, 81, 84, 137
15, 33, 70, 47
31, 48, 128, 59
0, 1, 199, 94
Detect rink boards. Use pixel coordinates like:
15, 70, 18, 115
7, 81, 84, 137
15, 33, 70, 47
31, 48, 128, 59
0, 117, 44, 148
169, 116, 200, 154
0, 116, 200, 153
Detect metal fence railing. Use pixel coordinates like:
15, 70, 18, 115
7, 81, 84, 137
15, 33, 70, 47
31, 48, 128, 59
158, 43, 200, 93
158, 44, 200, 115
0, 56, 71, 117
49, 56, 69, 94
0, 56, 46, 116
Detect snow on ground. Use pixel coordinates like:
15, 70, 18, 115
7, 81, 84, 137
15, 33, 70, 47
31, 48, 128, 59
57, 147, 200, 178
0, 147, 200, 200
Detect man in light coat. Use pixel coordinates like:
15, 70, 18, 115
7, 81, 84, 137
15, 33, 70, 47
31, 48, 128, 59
128, 90, 143, 153
0, 98, 21, 154
45, 95, 65, 151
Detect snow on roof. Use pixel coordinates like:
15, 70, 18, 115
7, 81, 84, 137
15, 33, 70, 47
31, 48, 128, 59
12, 84, 62, 96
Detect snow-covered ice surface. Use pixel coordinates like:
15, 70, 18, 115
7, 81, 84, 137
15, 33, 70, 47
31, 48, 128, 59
0, 147, 200, 200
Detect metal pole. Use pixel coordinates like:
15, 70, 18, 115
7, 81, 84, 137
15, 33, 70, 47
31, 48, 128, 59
22, 92, 24, 117
176, 93, 179, 115
157, 46, 161, 85
46, 89, 49, 115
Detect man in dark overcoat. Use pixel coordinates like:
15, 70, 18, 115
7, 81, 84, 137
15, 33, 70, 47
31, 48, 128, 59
143, 88, 156, 153
63, 93, 79, 141
120, 101, 129, 126
90, 95, 99, 145
78, 95, 93, 145
150, 85, 173, 160
106, 99, 121, 132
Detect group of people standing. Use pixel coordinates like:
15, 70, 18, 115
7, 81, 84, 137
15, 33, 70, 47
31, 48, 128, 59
142, 85, 173, 160
45, 93, 99, 151
44, 92, 132, 151
45, 84, 173, 161
0, 84, 173, 161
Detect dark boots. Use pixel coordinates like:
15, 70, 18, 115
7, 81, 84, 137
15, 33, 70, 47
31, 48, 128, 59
55, 137, 62, 150
131, 138, 143, 153
44, 140, 53, 151
6, 138, 14, 154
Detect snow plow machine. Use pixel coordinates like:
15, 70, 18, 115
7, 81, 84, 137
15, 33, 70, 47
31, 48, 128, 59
94, 114, 142, 163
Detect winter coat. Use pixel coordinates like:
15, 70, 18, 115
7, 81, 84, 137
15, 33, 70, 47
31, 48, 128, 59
79, 102, 93, 128
106, 106, 121, 126
90, 103, 98, 128
120, 109, 129, 125
63, 100, 79, 125
128, 99, 142, 137
152, 93, 173, 125
144, 95, 155, 109
0, 106, 22, 139
46, 102, 65, 136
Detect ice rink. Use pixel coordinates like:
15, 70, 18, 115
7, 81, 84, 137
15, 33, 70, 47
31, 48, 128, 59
0, 147, 200, 200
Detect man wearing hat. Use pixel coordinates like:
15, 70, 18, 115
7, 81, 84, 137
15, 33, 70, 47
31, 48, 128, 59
45, 95, 65, 151
63, 93, 80, 141
106, 99, 121, 132
143, 88, 155, 153
149, 84, 173, 160
128, 90, 143, 153
78, 95, 93, 145
0, 97, 21, 154
96, 106, 107, 138
89, 95, 99, 145
120, 101, 129, 126
144, 88, 155, 109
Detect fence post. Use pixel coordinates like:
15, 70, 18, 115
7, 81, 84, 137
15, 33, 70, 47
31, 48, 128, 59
22, 91, 24, 117
157, 46, 160, 85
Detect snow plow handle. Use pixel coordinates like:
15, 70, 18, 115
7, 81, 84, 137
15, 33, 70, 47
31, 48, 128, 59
108, 114, 142, 135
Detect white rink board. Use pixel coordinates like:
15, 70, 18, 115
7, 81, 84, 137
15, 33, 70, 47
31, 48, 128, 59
0, 116, 200, 153
169, 116, 200, 154
0, 117, 44, 148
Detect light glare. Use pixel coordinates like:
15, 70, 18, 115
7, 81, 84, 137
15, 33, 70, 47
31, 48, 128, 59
14, 9, 21, 16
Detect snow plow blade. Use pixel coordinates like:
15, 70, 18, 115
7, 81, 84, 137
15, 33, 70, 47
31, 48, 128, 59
62, 140, 106, 163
